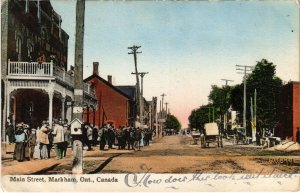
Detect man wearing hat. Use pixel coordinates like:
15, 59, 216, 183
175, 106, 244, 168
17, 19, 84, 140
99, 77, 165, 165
39, 121, 49, 159
52, 118, 65, 159
28, 128, 37, 159
13, 124, 26, 161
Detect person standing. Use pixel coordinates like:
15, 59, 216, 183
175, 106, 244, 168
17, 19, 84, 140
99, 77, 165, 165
256, 131, 261, 146
6, 120, 15, 144
23, 124, 30, 161
140, 130, 144, 147
107, 127, 115, 149
47, 123, 53, 159
28, 128, 37, 159
86, 125, 93, 151
39, 121, 49, 159
92, 127, 98, 147
62, 120, 71, 157
129, 127, 135, 150
116, 128, 122, 150
98, 126, 106, 150
124, 127, 130, 150
13, 125, 26, 162
134, 128, 142, 150
52, 119, 65, 160
33, 126, 41, 160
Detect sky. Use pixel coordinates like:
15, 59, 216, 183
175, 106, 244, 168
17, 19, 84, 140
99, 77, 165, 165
51, 0, 299, 128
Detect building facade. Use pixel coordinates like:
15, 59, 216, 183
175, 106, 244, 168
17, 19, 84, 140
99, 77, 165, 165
116, 85, 137, 127
1, 0, 97, 140
277, 81, 300, 141
84, 63, 130, 128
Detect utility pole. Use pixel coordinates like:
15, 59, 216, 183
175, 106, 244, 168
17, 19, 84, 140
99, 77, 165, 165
236, 65, 253, 136
160, 93, 166, 137
131, 72, 148, 129
221, 79, 233, 134
72, 0, 85, 174
165, 102, 168, 117
128, 45, 142, 127
161, 93, 166, 118
221, 79, 234, 86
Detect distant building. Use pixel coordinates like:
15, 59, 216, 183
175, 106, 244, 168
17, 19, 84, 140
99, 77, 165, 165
1, 0, 97, 139
84, 62, 130, 128
116, 85, 137, 127
277, 81, 300, 141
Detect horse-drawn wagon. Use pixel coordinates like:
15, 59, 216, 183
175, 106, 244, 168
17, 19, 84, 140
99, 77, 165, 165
200, 123, 223, 148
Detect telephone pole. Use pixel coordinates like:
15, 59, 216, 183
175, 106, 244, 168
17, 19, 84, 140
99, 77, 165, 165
128, 45, 142, 127
221, 79, 233, 133
165, 102, 168, 116
236, 65, 253, 136
161, 93, 166, 117
72, 0, 85, 174
131, 72, 148, 128
160, 93, 166, 137
221, 79, 234, 86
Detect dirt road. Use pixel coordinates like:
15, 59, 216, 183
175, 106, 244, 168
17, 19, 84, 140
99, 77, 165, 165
9, 135, 298, 174
100, 135, 300, 174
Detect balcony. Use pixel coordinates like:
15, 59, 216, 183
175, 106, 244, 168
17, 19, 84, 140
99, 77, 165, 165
8, 60, 53, 78
7, 60, 96, 98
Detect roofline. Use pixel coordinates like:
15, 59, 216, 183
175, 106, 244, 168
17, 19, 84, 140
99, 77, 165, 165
84, 74, 131, 99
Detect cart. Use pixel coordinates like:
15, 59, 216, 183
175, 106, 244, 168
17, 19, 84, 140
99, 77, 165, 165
233, 127, 247, 144
200, 123, 223, 148
191, 130, 201, 145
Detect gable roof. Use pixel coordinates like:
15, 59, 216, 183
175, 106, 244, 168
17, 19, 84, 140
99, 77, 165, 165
84, 74, 130, 99
116, 85, 137, 101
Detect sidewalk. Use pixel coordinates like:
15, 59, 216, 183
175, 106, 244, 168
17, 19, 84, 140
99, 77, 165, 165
1, 144, 137, 175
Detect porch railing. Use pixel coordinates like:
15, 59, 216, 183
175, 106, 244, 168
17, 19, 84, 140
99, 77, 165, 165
7, 60, 96, 97
84, 82, 96, 97
8, 59, 53, 76
53, 66, 74, 86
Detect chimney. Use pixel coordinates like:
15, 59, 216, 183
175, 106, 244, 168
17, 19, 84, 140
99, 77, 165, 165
93, 62, 99, 75
108, 75, 112, 84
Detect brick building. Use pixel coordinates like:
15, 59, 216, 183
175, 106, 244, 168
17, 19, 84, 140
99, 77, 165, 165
84, 62, 130, 128
116, 85, 137, 127
277, 81, 300, 141
1, 0, 97, 139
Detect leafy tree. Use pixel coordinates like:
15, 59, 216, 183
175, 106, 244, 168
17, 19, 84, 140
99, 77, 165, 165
230, 84, 243, 122
247, 59, 282, 130
231, 59, 282, 133
208, 85, 233, 118
188, 105, 211, 130
165, 114, 181, 132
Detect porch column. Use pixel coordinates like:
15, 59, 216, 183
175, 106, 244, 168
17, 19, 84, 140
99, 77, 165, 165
87, 106, 90, 124
5, 88, 11, 143
48, 91, 54, 129
93, 107, 96, 127
61, 97, 66, 120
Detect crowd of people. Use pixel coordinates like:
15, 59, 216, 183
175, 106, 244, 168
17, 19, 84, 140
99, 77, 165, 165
5, 119, 154, 162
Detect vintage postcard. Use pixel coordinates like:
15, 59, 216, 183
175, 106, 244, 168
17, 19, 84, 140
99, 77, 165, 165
1, 0, 300, 192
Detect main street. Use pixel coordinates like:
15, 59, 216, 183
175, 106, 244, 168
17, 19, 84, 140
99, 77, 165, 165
10, 135, 296, 175
99, 135, 299, 174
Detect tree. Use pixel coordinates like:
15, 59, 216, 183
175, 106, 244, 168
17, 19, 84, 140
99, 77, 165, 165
188, 105, 211, 130
208, 85, 233, 118
165, 114, 181, 132
231, 59, 283, 134
246, 59, 282, 130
